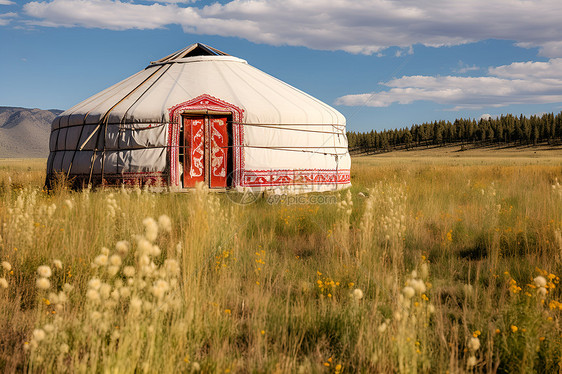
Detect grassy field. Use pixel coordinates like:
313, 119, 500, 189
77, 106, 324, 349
0, 152, 561, 373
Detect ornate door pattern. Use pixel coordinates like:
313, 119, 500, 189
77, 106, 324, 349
183, 116, 228, 188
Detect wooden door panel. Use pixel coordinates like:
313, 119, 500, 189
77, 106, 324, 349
183, 117, 205, 187
210, 117, 228, 188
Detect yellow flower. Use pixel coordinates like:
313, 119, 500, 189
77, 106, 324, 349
224, 309, 231, 315
510, 325, 518, 333
473, 330, 481, 338
495, 329, 500, 334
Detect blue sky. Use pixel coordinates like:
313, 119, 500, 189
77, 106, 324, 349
1, 0, 562, 132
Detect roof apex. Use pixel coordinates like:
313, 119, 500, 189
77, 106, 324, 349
151, 43, 230, 64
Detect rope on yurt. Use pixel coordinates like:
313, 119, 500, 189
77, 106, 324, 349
228, 121, 345, 135
86, 64, 170, 185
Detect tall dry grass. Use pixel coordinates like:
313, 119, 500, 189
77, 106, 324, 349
0, 156, 561, 372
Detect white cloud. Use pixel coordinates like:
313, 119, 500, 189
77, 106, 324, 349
335, 58, 562, 110
20, 0, 562, 57
0, 1, 15, 5
0, 11, 16, 25
24, 0, 178, 30
455, 61, 480, 74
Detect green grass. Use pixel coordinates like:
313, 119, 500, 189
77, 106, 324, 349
0, 156, 561, 372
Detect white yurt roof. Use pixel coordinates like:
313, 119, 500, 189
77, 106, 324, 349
55, 43, 345, 128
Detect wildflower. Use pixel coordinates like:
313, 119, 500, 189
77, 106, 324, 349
164, 259, 180, 276
0, 277, 7, 288
402, 286, 415, 299
53, 259, 62, 270
410, 279, 426, 294
352, 288, 364, 300
101, 247, 110, 256
143, 217, 159, 242
534, 276, 547, 288
108, 265, 120, 277
64, 199, 73, 210
192, 362, 201, 371
467, 355, 477, 368
115, 241, 130, 256
88, 278, 101, 290
1, 261, 11, 272
138, 238, 152, 255
468, 337, 481, 351
495, 329, 500, 334
158, 215, 172, 233
109, 255, 122, 267
60, 343, 69, 353
119, 287, 131, 298
123, 266, 135, 277
427, 304, 435, 314
99, 283, 112, 299
150, 245, 161, 257
36, 277, 50, 290
538, 287, 547, 298
33, 329, 46, 342
43, 324, 55, 333
94, 254, 108, 267
37, 265, 52, 278
510, 325, 518, 333
152, 280, 170, 299
86, 289, 100, 303
378, 322, 388, 333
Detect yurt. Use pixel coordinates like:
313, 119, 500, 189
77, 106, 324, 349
46, 43, 351, 193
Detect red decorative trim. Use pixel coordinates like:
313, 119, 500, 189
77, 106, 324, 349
167, 94, 245, 187
243, 169, 350, 187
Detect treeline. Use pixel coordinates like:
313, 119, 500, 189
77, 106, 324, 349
347, 112, 562, 153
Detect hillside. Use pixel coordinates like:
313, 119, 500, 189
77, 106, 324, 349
0, 106, 62, 158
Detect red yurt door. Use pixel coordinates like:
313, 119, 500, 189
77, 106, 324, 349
183, 116, 228, 188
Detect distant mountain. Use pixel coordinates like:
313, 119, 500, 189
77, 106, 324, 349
0, 106, 63, 158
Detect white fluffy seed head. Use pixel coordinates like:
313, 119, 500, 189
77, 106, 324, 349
101, 247, 110, 256
36, 277, 50, 290
37, 265, 52, 278
402, 286, 415, 299
60, 343, 69, 353
99, 283, 111, 299
420, 263, 429, 279
94, 254, 108, 267
32, 329, 46, 342
110, 255, 122, 267
411, 279, 427, 294
352, 288, 364, 300
123, 266, 135, 277
88, 278, 101, 290
138, 238, 152, 255
158, 215, 172, 233
0, 278, 8, 289
164, 259, 180, 277
2, 261, 12, 272
538, 286, 547, 298
115, 241, 130, 256
43, 324, 55, 333
53, 259, 62, 270
468, 337, 481, 351
534, 276, 547, 288
86, 289, 100, 303
467, 355, 477, 367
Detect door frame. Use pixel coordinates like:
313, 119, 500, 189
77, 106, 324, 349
180, 110, 233, 189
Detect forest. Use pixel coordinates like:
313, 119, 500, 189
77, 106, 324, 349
347, 112, 562, 153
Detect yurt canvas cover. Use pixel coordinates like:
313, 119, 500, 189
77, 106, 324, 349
46, 43, 351, 193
